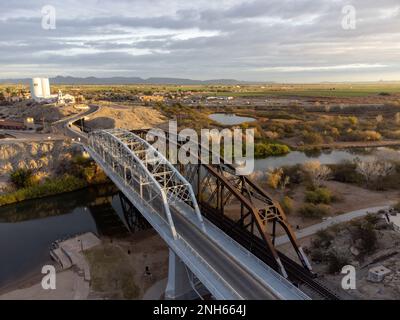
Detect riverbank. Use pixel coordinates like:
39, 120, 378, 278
0, 230, 168, 300
0, 266, 48, 296
0, 175, 111, 207
0, 175, 87, 206
0, 148, 110, 207
0, 184, 122, 291
293, 139, 400, 151
0, 233, 100, 300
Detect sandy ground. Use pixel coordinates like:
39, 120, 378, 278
0, 233, 100, 300
85, 105, 166, 130
0, 269, 89, 300
265, 181, 400, 232
85, 230, 169, 300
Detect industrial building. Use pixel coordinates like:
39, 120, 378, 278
30, 78, 75, 104
30, 78, 55, 102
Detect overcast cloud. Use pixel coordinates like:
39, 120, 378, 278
1, 0, 399, 82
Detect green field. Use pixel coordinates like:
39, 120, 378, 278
2, 82, 400, 98
211, 83, 400, 98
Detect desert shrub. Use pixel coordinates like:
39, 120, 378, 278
379, 170, 400, 190
394, 201, 400, 212
302, 131, 324, 145
82, 166, 108, 184
364, 213, 380, 225
327, 251, 350, 274
267, 168, 290, 190
305, 187, 333, 204
330, 161, 362, 184
0, 175, 87, 206
254, 143, 290, 158
57, 155, 108, 184
349, 130, 382, 141
267, 168, 283, 189
355, 158, 395, 190
9, 168, 37, 189
312, 229, 334, 249
298, 203, 330, 218
301, 160, 331, 187
358, 224, 378, 254
348, 116, 359, 126
281, 165, 303, 184
280, 196, 293, 214
310, 249, 325, 262
350, 221, 378, 255
381, 129, 400, 139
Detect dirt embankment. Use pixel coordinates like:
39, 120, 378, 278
85, 106, 166, 130
0, 141, 78, 177
0, 103, 81, 122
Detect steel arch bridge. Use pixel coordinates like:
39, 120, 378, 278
131, 129, 312, 276
88, 128, 205, 239
85, 128, 311, 300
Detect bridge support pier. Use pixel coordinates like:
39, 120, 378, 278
165, 249, 201, 300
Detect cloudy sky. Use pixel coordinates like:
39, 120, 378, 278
1, 0, 400, 82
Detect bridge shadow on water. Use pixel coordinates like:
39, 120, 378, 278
88, 191, 152, 238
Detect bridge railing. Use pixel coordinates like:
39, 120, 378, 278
88, 130, 176, 237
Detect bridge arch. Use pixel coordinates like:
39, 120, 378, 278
88, 129, 205, 239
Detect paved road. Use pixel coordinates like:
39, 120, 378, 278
0, 106, 99, 145
52, 104, 100, 142
275, 203, 395, 246
171, 209, 280, 300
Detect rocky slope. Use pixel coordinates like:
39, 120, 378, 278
0, 141, 79, 176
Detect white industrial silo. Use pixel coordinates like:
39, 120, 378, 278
41, 78, 51, 98
30, 78, 43, 100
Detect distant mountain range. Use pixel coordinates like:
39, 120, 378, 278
0, 76, 265, 85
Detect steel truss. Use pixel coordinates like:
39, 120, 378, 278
88, 129, 205, 239
132, 129, 312, 277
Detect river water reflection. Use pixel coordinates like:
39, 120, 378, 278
208, 113, 256, 126
254, 147, 400, 171
0, 185, 129, 290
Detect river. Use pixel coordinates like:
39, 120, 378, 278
208, 113, 256, 126
208, 113, 399, 170
254, 147, 400, 171
0, 185, 134, 290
